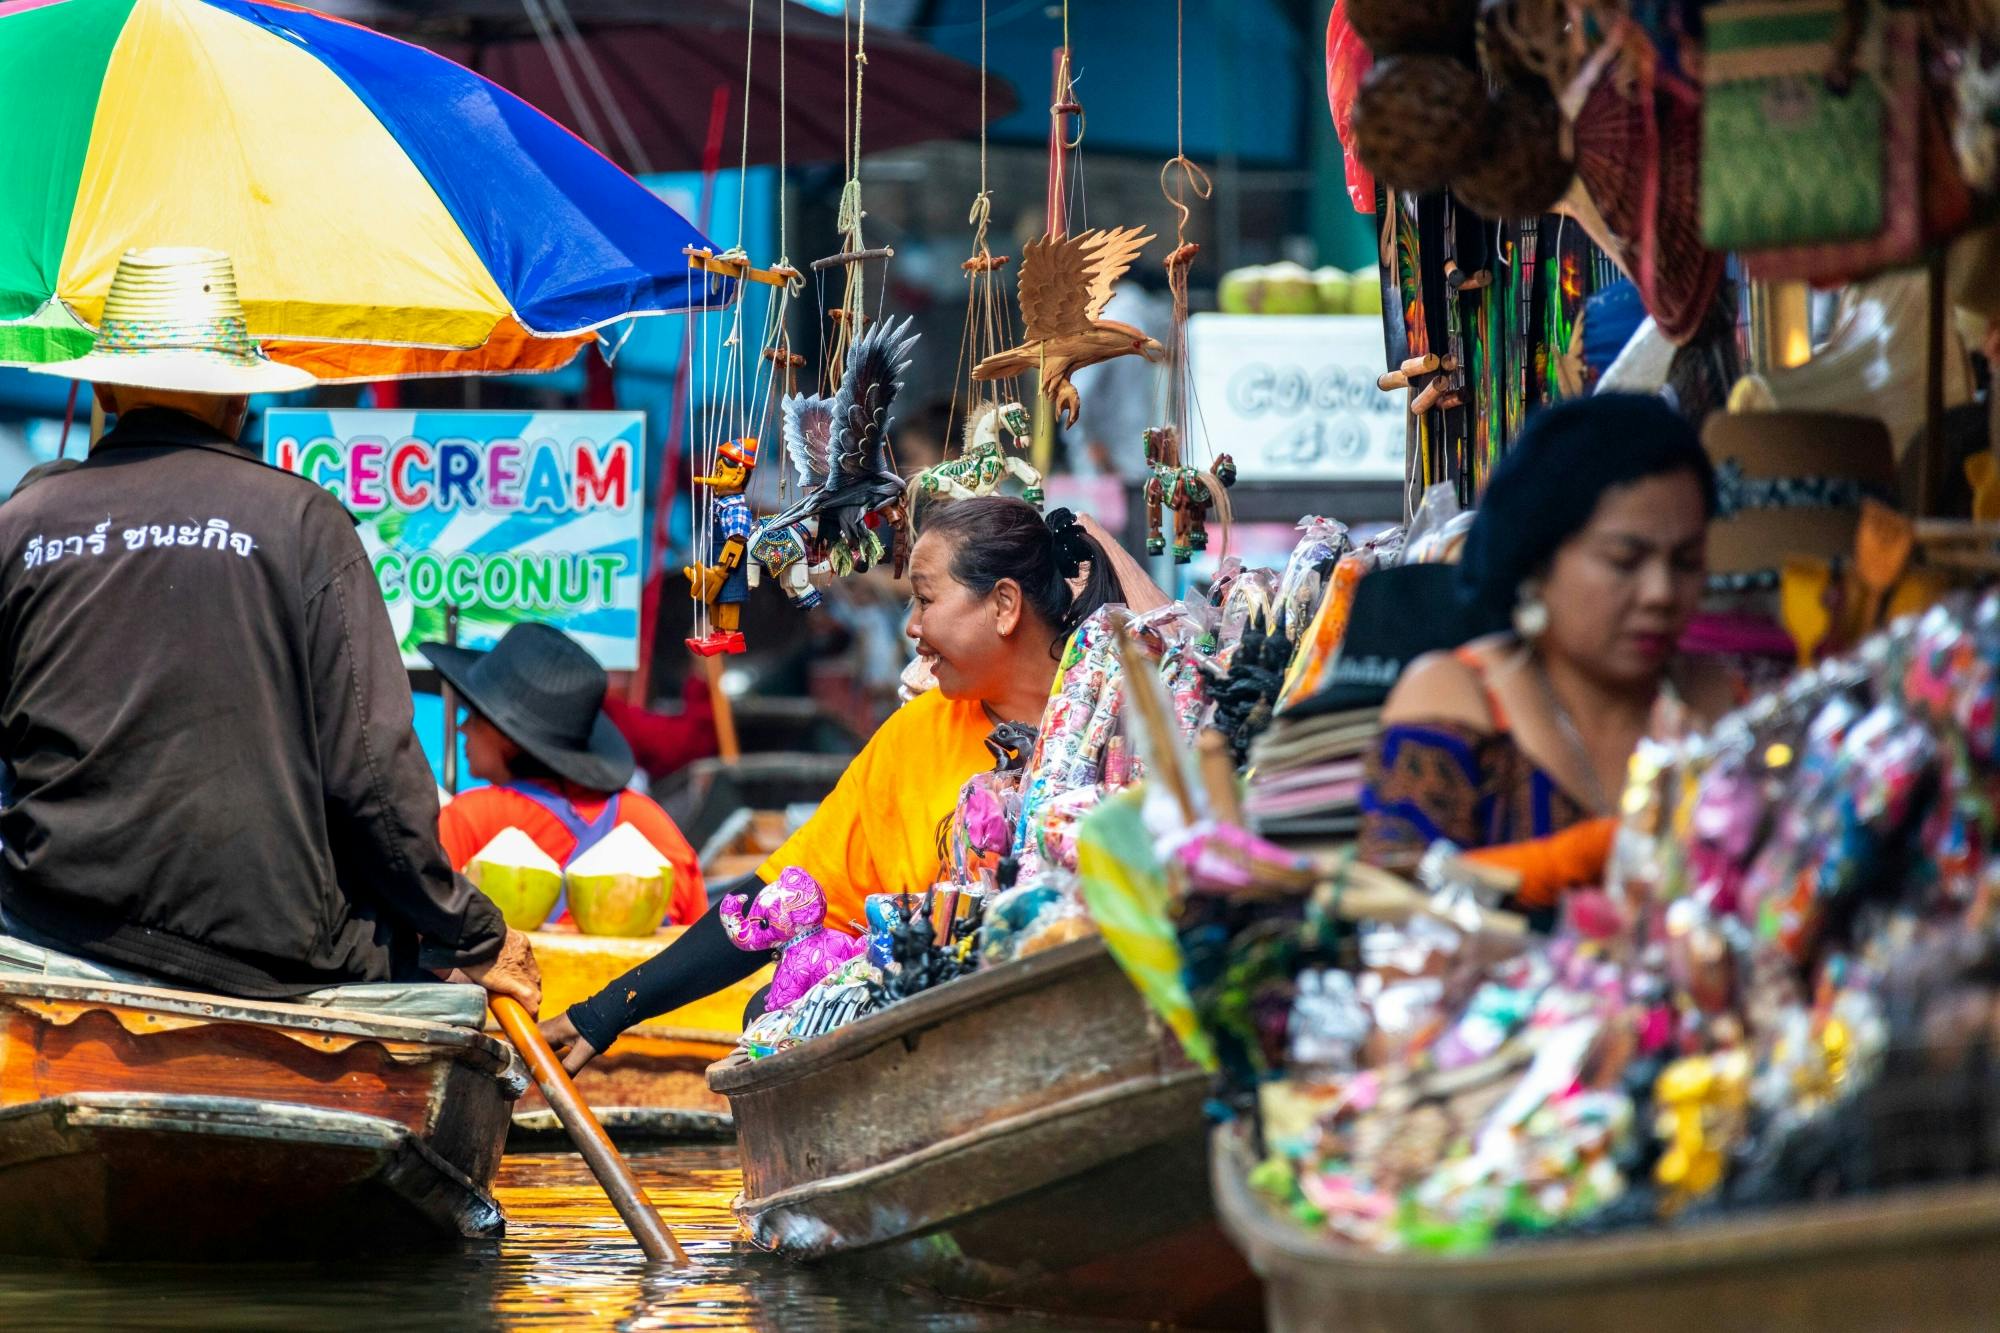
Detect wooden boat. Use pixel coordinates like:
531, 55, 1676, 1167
0, 972, 523, 1260
1211, 1120, 2000, 1333
708, 935, 1263, 1329
508, 925, 771, 1145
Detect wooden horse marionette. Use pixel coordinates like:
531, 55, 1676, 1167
911, 401, 1044, 507
1143, 425, 1235, 564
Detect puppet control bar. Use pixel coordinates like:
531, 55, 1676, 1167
681, 246, 802, 289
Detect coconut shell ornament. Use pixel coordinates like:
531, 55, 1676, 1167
1351, 55, 1488, 193
1347, 0, 1476, 57
1452, 82, 1576, 220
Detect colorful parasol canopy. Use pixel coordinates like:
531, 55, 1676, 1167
0, 0, 730, 382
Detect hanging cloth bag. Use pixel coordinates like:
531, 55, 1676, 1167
1701, 0, 1900, 259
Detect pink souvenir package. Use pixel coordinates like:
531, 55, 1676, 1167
945, 770, 1022, 887
720, 867, 866, 1010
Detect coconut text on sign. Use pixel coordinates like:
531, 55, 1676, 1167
267, 409, 646, 669
1187, 314, 1403, 482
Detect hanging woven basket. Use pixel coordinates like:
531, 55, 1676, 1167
1452, 82, 1576, 220
1351, 55, 1489, 193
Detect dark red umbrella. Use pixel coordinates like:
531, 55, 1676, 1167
319, 0, 1018, 175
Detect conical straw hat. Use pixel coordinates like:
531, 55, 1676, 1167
32, 247, 314, 394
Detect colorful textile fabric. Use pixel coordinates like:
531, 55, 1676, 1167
1357, 721, 1591, 873
0, 0, 725, 380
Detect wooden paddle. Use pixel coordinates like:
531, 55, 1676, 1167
489, 996, 689, 1265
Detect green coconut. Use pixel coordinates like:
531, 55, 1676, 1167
1348, 269, 1385, 315
1218, 264, 1264, 314
566, 823, 674, 937
466, 827, 563, 932
1261, 262, 1321, 315
1315, 267, 1353, 314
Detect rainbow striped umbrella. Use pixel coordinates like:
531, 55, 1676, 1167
0, 0, 730, 382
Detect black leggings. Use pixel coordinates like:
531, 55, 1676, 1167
566, 875, 771, 1052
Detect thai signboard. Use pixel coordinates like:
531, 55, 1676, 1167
1187, 314, 1404, 482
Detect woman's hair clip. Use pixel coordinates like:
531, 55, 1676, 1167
1045, 507, 1093, 580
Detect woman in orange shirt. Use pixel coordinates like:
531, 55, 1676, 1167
424, 623, 704, 926
541, 498, 1151, 1072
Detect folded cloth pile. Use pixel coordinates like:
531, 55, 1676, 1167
1244, 705, 1379, 843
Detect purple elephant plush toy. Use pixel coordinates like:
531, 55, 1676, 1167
720, 866, 865, 1011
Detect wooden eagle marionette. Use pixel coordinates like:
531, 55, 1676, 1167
762, 315, 919, 574
973, 226, 1164, 428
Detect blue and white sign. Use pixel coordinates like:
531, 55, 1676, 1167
266, 408, 646, 668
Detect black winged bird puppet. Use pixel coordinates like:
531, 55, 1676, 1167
766, 315, 918, 574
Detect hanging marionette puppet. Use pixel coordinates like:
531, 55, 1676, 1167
685, 436, 760, 657
912, 400, 1043, 506
1142, 424, 1236, 564
1140, 97, 1235, 565
972, 226, 1164, 430
753, 316, 918, 590
912, 66, 1045, 511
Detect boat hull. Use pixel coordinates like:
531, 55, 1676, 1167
0, 974, 522, 1259
0, 1093, 501, 1260
1212, 1122, 2000, 1333
710, 937, 1262, 1328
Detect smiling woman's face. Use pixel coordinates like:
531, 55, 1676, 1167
1539, 470, 1710, 689
905, 530, 1019, 702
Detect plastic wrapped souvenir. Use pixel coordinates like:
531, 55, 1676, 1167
1276, 516, 1350, 635
1274, 542, 1382, 708
945, 770, 1022, 887
741, 954, 884, 1058
980, 882, 1066, 965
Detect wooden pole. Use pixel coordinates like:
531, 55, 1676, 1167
490, 996, 689, 1266
1921, 248, 1948, 518
702, 654, 741, 764
1047, 47, 1075, 241
441, 606, 460, 796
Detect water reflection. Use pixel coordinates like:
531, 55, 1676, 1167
0, 1146, 1117, 1331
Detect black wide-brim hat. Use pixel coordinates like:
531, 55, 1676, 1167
420, 622, 634, 792
1288, 563, 1508, 720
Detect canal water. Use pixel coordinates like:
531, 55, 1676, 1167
0, 1145, 1127, 1331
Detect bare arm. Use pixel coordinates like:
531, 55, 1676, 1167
1076, 513, 1170, 614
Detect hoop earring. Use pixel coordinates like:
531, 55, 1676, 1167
1513, 581, 1550, 641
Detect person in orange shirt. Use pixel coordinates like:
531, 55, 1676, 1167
423, 623, 705, 927
540, 498, 1163, 1072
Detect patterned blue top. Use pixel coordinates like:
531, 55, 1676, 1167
1358, 721, 1588, 873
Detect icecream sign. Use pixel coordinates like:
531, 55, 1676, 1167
266, 408, 646, 669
